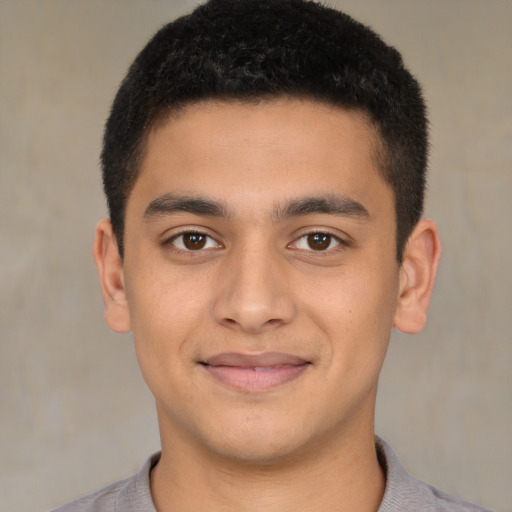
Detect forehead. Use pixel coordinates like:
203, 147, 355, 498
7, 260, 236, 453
129, 98, 391, 218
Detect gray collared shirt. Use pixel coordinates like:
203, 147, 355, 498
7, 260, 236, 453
51, 438, 492, 511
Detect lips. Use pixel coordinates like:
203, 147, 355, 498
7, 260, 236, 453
201, 352, 311, 392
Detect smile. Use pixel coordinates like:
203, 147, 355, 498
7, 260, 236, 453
200, 352, 311, 392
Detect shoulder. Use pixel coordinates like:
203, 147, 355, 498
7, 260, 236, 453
50, 478, 128, 512
50, 453, 160, 512
376, 437, 492, 512
426, 484, 493, 512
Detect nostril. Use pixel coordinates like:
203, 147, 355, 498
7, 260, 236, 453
219, 316, 285, 334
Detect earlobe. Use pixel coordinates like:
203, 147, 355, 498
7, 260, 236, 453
92, 219, 131, 333
393, 219, 441, 334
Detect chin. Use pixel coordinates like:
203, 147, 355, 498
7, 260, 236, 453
196, 415, 319, 467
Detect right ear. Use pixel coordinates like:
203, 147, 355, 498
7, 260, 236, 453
92, 219, 131, 333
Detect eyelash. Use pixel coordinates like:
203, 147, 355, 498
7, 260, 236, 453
163, 229, 349, 256
164, 230, 222, 254
290, 231, 348, 254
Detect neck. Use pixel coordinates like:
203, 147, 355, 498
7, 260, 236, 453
150, 419, 385, 512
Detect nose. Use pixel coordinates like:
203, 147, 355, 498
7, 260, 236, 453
211, 245, 296, 334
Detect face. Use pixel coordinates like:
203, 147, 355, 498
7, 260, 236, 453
108, 99, 405, 463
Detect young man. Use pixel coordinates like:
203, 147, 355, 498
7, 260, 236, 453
54, 1, 490, 510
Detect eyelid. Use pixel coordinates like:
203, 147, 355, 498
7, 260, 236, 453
160, 226, 351, 255
288, 229, 351, 252
162, 227, 223, 252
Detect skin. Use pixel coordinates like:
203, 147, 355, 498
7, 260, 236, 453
94, 98, 441, 511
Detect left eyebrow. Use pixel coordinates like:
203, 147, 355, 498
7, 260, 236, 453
273, 194, 370, 221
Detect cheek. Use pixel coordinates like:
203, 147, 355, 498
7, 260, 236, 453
308, 264, 397, 323
304, 261, 399, 365
127, 283, 207, 415
123, 264, 212, 385
126, 256, 211, 334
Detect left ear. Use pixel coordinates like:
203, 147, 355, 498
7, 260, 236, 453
393, 219, 441, 334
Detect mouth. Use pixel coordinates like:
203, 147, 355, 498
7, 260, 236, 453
200, 352, 311, 392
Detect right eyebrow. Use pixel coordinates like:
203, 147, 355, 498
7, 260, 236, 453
143, 193, 232, 221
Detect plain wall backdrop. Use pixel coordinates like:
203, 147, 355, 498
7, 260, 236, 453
1, 1, 511, 511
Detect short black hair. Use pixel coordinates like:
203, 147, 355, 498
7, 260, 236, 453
102, 0, 427, 262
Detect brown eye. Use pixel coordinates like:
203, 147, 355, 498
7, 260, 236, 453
182, 233, 207, 250
292, 232, 342, 252
307, 233, 332, 251
169, 231, 219, 252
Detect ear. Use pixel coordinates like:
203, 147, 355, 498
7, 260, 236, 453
92, 219, 131, 333
393, 219, 441, 334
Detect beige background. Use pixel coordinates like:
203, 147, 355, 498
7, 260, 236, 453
1, 1, 510, 511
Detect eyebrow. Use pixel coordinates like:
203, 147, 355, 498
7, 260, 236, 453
143, 193, 232, 220
143, 192, 369, 222
273, 194, 370, 221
